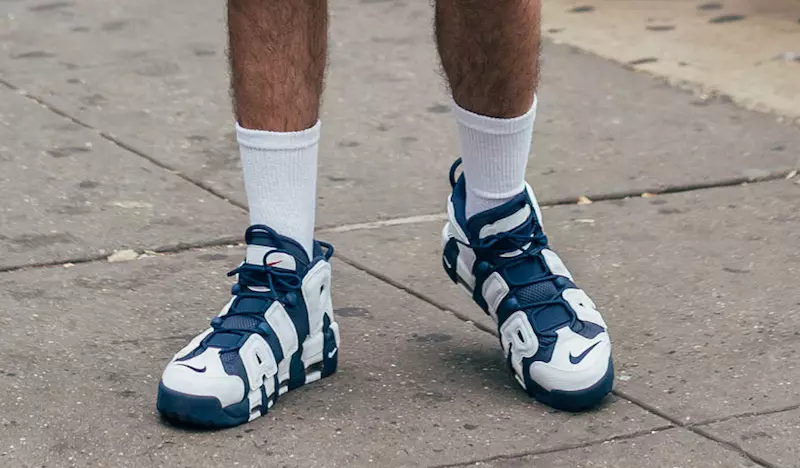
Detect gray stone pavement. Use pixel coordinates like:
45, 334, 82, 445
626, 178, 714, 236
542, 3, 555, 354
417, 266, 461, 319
1, 0, 799, 467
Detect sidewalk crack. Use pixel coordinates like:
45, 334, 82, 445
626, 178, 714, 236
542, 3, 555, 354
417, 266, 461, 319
428, 425, 674, 468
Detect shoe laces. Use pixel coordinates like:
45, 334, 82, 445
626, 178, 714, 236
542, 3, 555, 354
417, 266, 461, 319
477, 229, 579, 337
202, 242, 334, 351
450, 156, 577, 333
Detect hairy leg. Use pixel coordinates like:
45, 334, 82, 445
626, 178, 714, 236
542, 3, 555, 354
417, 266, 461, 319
435, 0, 541, 118
228, 0, 328, 131
156, 1, 335, 428
228, 0, 328, 257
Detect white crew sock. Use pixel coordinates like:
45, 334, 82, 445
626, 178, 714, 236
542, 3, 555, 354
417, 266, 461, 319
451, 97, 537, 220
236, 121, 320, 260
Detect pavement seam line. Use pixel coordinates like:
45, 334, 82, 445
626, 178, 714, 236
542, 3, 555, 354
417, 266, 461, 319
604, 373, 784, 467
0, 252, 111, 274
3, 78, 798, 240
2, 161, 791, 273
611, 388, 686, 426
110, 333, 196, 345
3, 239, 783, 468
317, 169, 797, 234
318, 213, 450, 234
0, 73, 792, 467
427, 424, 675, 468
1, 70, 791, 465
607, 378, 778, 468
0, 235, 241, 274
0, 77, 248, 214
690, 426, 779, 468
334, 253, 499, 336
334, 256, 782, 468
690, 403, 800, 428
98, 131, 248, 212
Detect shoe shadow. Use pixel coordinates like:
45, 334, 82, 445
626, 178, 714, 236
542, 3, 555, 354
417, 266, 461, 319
431, 334, 616, 414
155, 413, 233, 433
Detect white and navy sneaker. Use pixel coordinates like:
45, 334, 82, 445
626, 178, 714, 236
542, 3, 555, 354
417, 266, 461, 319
157, 225, 340, 427
442, 159, 613, 411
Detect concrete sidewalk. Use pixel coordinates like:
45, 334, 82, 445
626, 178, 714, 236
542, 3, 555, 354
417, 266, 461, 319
1, 0, 799, 467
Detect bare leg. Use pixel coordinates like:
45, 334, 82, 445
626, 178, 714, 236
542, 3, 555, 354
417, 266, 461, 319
157, 1, 337, 428
435, 0, 541, 219
435, 2, 614, 412
228, 0, 327, 131
435, 0, 540, 118
228, 0, 328, 257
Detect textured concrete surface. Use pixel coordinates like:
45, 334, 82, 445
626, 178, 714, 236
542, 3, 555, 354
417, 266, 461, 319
328, 180, 800, 422
0, 86, 246, 270
702, 409, 800, 468
543, 0, 800, 120
2, 0, 800, 466
0, 251, 666, 467
480, 428, 757, 467
2, 0, 799, 228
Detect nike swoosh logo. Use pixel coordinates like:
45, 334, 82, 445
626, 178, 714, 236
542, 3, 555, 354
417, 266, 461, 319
327, 348, 338, 359
569, 342, 600, 365
177, 363, 207, 373
267, 260, 282, 267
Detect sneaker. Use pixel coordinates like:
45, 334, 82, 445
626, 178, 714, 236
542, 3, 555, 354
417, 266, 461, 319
157, 225, 340, 427
441, 159, 613, 411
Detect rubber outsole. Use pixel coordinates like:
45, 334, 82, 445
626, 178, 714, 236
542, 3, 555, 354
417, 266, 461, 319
157, 383, 252, 428
525, 358, 614, 412
157, 320, 340, 429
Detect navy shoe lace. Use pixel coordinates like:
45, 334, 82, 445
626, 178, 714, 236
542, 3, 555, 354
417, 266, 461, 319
203, 242, 334, 351
449, 157, 577, 334
470, 231, 566, 311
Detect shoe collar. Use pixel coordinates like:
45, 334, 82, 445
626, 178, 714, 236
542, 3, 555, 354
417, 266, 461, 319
244, 225, 309, 273
451, 174, 538, 244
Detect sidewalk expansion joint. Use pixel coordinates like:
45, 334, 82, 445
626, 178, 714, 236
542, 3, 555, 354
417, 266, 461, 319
691, 426, 779, 468
335, 257, 782, 468
0, 77, 247, 214
110, 333, 197, 345
318, 213, 449, 234
690, 403, 800, 428
0, 235, 241, 274
0, 252, 110, 274
3, 78, 798, 242
603, 375, 780, 468
317, 169, 798, 235
427, 424, 675, 468
0, 73, 791, 468
334, 253, 499, 337
541, 169, 797, 207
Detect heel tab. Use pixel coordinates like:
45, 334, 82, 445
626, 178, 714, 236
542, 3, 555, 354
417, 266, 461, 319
448, 158, 463, 188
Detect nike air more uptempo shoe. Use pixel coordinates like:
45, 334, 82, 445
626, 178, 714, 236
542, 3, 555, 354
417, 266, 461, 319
157, 225, 340, 427
442, 159, 613, 411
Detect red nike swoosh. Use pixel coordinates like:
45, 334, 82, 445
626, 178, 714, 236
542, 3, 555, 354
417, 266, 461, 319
267, 260, 281, 266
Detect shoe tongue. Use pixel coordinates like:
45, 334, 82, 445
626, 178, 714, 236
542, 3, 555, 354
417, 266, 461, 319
244, 225, 309, 272
466, 191, 534, 241
206, 226, 307, 349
